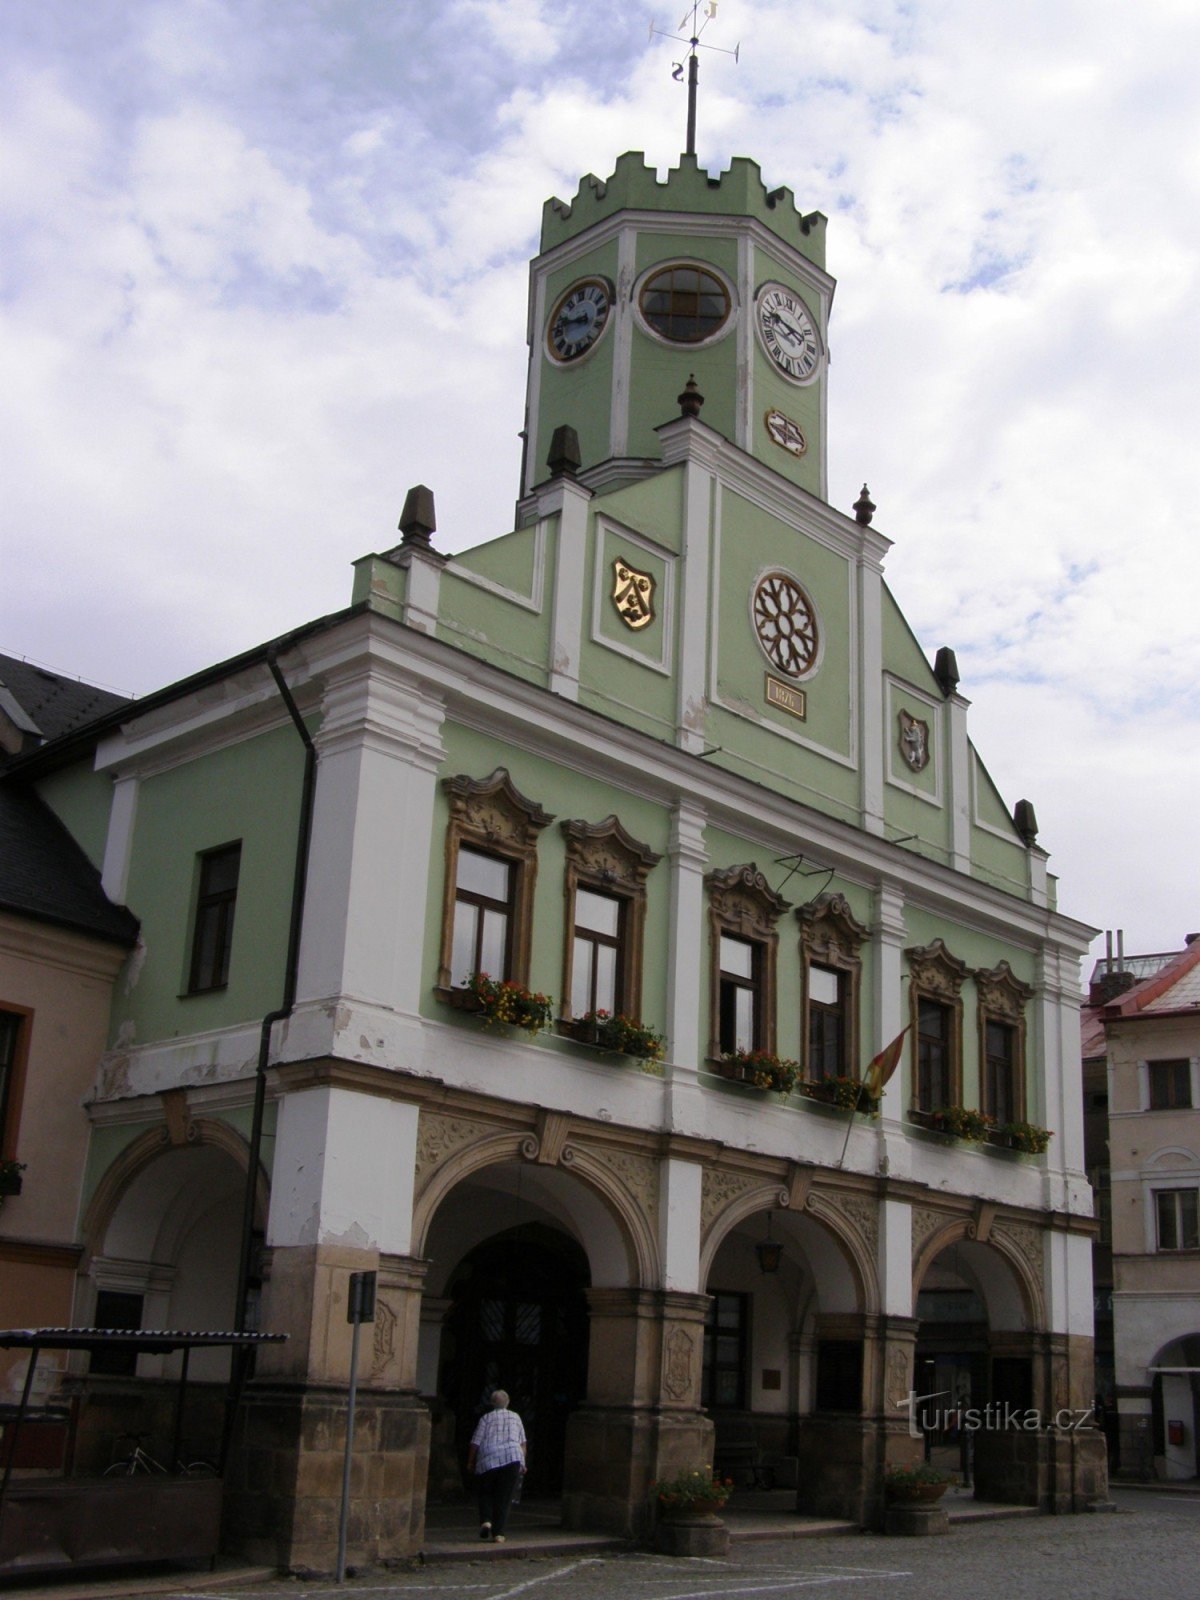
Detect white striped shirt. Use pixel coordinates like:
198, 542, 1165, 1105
470, 1407, 526, 1473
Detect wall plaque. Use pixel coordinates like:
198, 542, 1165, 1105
766, 675, 807, 720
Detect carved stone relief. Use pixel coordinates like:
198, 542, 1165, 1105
415, 1112, 494, 1193
442, 769, 553, 849
701, 1168, 765, 1238
706, 863, 790, 938
589, 1145, 659, 1223
974, 961, 1035, 1019
372, 1297, 398, 1378
912, 1205, 953, 1263
663, 1326, 695, 1401
906, 939, 969, 999
994, 1221, 1045, 1281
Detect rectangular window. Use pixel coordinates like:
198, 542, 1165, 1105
451, 846, 514, 987
1155, 1189, 1200, 1251
719, 935, 760, 1054
570, 888, 624, 1016
1149, 1059, 1192, 1111
702, 1290, 748, 1409
807, 964, 847, 1079
89, 1289, 144, 1377
917, 997, 953, 1110
985, 1019, 1017, 1125
188, 843, 241, 994
0, 1010, 23, 1156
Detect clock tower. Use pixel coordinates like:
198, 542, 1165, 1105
520, 151, 832, 506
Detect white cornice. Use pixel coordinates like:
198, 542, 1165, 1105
0, 913, 130, 978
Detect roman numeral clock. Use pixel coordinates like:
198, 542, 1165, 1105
755, 283, 824, 383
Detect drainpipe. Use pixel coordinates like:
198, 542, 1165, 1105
233, 647, 317, 1334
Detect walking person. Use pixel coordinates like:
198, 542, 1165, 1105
467, 1389, 527, 1543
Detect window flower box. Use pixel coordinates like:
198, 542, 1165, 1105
442, 973, 553, 1035
997, 1119, 1053, 1154
930, 1105, 995, 1142
719, 1049, 798, 1094
561, 1011, 665, 1061
798, 1076, 879, 1114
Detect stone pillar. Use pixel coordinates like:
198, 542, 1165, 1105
226, 1091, 431, 1573
563, 1287, 713, 1537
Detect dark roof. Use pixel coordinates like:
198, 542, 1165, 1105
0, 653, 129, 746
0, 782, 139, 946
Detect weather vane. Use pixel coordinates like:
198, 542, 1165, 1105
650, 2, 740, 158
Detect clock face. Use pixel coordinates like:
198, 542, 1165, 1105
756, 283, 823, 383
546, 277, 612, 363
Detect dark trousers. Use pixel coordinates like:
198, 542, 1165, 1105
477, 1460, 522, 1535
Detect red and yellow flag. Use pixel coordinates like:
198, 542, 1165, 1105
862, 1026, 910, 1101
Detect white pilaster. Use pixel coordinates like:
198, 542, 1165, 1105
1045, 1226, 1095, 1337
858, 562, 885, 837
879, 1197, 914, 1317
100, 774, 140, 903
666, 799, 708, 1075
546, 477, 595, 699
608, 223, 637, 457
659, 1157, 704, 1293
659, 418, 719, 755
1038, 943, 1086, 1175
946, 694, 971, 872
268, 1085, 420, 1255
295, 661, 445, 1015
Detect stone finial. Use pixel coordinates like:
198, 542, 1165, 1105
678, 374, 705, 418
934, 647, 960, 698
399, 484, 436, 548
1013, 799, 1039, 846
547, 424, 582, 477
853, 484, 875, 526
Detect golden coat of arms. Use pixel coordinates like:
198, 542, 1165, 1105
612, 557, 655, 630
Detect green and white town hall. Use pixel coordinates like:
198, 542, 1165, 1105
2, 148, 1107, 1568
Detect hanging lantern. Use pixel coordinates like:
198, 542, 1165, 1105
755, 1212, 783, 1275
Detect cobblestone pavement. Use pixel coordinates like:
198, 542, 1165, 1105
19, 1491, 1200, 1600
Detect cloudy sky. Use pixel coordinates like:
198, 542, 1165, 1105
3, 0, 1198, 960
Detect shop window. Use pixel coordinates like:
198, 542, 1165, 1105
815, 1339, 862, 1411
187, 842, 241, 993
706, 864, 789, 1061
1155, 1188, 1200, 1251
1149, 1059, 1192, 1111
702, 1290, 748, 1409
0, 1007, 29, 1159
906, 940, 967, 1112
975, 961, 1033, 1123
798, 894, 867, 1080
438, 770, 553, 992
560, 816, 660, 1021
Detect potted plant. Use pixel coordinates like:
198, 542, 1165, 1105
0, 1159, 24, 1199
932, 1105, 994, 1142
720, 1049, 798, 1094
564, 1010, 666, 1061
883, 1462, 955, 1503
458, 972, 554, 1036
999, 1119, 1053, 1154
652, 1466, 733, 1519
800, 1075, 879, 1114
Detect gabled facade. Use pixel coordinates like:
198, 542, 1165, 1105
1086, 937, 1200, 1479
9, 153, 1104, 1569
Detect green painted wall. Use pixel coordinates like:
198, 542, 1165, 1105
535, 238, 622, 480
110, 725, 305, 1046
437, 525, 556, 690
36, 763, 114, 873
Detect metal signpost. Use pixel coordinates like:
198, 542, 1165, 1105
336, 1271, 376, 1584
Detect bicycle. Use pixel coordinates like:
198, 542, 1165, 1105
104, 1432, 219, 1477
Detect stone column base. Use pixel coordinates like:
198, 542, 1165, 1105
655, 1513, 730, 1557
795, 1415, 873, 1525
562, 1406, 714, 1538
884, 1502, 950, 1537
223, 1382, 430, 1574
973, 1426, 1109, 1513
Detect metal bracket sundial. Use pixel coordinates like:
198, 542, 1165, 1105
650, 2, 740, 156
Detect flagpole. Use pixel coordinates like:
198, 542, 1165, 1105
834, 1097, 858, 1170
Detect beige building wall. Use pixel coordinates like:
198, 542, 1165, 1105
0, 912, 128, 1401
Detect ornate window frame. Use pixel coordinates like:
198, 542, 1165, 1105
706, 864, 790, 1060
906, 939, 968, 1111
797, 893, 868, 1080
560, 816, 661, 1021
974, 961, 1033, 1123
437, 769, 553, 991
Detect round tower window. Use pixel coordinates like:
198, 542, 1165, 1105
639, 265, 731, 343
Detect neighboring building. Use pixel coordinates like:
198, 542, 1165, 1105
1085, 936, 1200, 1479
0, 656, 138, 1423
5, 151, 1105, 1569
